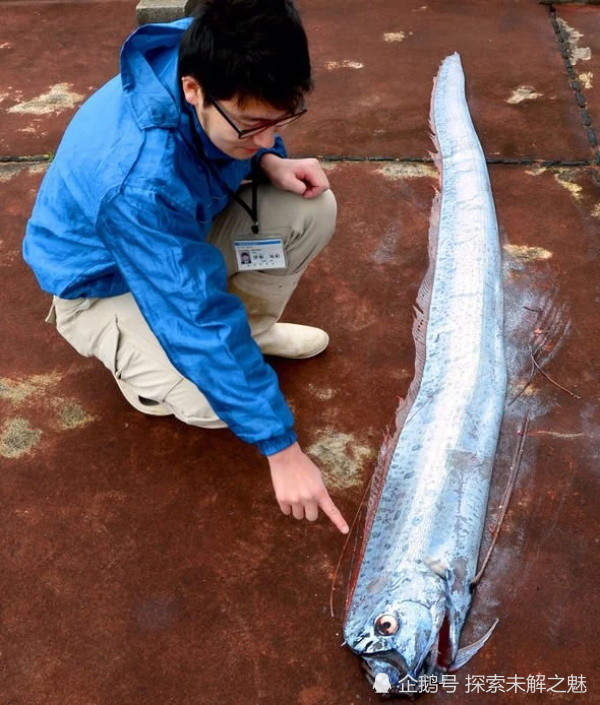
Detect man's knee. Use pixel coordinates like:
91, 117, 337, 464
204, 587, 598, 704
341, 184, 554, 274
308, 189, 337, 245
303, 187, 337, 243
284, 187, 337, 273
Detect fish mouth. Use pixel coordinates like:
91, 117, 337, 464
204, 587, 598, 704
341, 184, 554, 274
362, 652, 418, 695
361, 646, 440, 697
373, 650, 411, 675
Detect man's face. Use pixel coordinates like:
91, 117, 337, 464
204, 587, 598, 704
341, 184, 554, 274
181, 76, 288, 160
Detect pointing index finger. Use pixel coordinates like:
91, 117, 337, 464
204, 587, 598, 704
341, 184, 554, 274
319, 493, 349, 534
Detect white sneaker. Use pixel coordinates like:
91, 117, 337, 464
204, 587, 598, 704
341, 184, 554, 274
254, 323, 329, 359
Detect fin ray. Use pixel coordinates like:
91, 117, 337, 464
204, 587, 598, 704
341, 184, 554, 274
450, 619, 499, 670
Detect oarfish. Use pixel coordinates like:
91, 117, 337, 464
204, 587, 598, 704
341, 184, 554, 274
342, 52, 507, 693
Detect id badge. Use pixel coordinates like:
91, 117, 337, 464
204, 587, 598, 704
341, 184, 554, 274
233, 238, 286, 271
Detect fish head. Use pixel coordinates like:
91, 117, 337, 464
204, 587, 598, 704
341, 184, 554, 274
345, 597, 447, 692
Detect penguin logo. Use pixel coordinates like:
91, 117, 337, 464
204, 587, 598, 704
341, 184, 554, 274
373, 672, 391, 694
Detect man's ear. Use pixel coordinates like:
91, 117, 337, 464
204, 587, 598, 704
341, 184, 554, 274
181, 76, 202, 107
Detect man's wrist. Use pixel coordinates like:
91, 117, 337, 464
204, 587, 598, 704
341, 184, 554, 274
257, 430, 298, 456
258, 152, 283, 169
267, 441, 302, 466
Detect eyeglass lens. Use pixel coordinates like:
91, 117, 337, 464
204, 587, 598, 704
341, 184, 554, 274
239, 113, 304, 138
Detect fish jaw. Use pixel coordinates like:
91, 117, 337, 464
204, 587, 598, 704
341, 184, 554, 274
360, 648, 435, 696
360, 655, 405, 694
345, 599, 447, 691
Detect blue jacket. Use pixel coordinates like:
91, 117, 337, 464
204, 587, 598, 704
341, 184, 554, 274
22, 18, 297, 456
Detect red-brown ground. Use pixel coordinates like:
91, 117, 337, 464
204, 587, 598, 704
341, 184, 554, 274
1, 1, 599, 703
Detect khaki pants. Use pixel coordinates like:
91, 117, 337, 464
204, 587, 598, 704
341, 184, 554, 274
45, 183, 337, 427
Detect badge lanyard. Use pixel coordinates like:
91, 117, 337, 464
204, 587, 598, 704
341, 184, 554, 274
188, 116, 260, 235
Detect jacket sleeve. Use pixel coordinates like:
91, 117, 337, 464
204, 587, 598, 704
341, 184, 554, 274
253, 134, 287, 172
96, 182, 297, 456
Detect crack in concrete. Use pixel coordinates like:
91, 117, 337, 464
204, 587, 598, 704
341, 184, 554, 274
548, 7, 600, 163
1, 154, 597, 168
301, 156, 595, 166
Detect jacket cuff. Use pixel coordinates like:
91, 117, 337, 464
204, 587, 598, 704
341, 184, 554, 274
256, 430, 298, 456
254, 134, 288, 166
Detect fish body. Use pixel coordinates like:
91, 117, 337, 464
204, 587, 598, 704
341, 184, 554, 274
343, 52, 507, 693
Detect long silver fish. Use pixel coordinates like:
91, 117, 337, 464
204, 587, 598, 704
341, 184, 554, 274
342, 52, 507, 694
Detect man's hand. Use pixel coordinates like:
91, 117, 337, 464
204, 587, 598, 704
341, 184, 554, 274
259, 155, 330, 199
267, 442, 350, 533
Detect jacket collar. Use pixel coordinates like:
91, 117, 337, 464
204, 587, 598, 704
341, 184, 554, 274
120, 18, 236, 162
120, 18, 192, 130
181, 100, 234, 162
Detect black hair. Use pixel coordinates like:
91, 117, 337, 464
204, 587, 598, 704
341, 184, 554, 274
178, 0, 313, 114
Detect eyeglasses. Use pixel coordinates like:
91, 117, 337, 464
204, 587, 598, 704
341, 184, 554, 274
205, 93, 307, 139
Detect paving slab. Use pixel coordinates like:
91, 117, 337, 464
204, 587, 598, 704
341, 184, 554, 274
0, 0, 138, 158
1, 157, 599, 703
1, 0, 595, 162
136, 0, 186, 25
554, 5, 600, 146
272, 0, 594, 161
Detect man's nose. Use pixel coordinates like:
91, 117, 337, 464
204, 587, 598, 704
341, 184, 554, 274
250, 127, 276, 150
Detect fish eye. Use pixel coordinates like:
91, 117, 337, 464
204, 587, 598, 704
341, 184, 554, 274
374, 613, 399, 636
